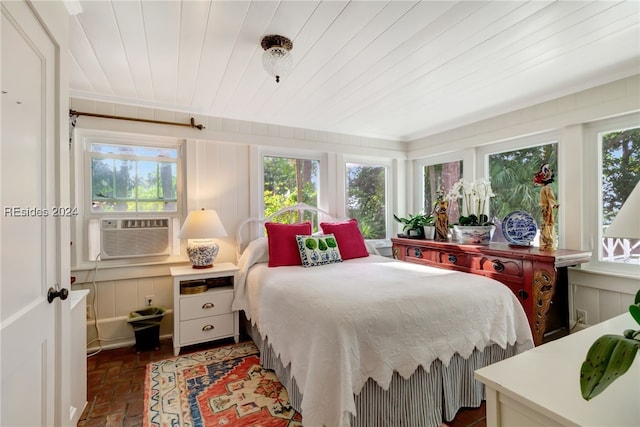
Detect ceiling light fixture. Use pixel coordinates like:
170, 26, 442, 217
261, 34, 293, 83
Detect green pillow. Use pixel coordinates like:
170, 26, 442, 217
296, 234, 343, 267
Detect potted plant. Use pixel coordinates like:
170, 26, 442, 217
422, 215, 437, 240
394, 213, 434, 239
446, 178, 495, 244
580, 289, 640, 400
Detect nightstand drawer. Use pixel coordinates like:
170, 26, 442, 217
179, 289, 233, 321
180, 313, 234, 344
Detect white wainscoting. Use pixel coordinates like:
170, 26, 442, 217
72, 274, 174, 351
568, 268, 639, 330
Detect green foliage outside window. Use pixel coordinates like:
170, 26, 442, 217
488, 143, 558, 227
90, 143, 178, 213
263, 156, 319, 226
601, 128, 640, 226
346, 163, 386, 239
600, 127, 639, 264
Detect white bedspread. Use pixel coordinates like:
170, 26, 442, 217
238, 254, 534, 427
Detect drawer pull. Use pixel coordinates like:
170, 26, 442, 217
448, 254, 457, 264
518, 289, 529, 300
492, 261, 505, 272
202, 324, 215, 331
414, 248, 422, 258
202, 302, 215, 309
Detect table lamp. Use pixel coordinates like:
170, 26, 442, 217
604, 181, 640, 240
178, 208, 227, 268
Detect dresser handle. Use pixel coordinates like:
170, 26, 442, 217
202, 302, 215, 309
414, 248, 422, 258
202, 324, 215, 331
492, 261, 505, 272
518, 289, 528, 299
448, 254, 457, 264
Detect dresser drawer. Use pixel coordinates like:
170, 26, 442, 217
179, 313, 234, 344
402, 244, 433, 262
179, 289, 233, 321
432, 250, 472, 269
470, 255, 524, 278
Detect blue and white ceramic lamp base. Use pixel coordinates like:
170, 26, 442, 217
186, 240, 219, 268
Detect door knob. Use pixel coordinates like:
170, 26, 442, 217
47, 286, 69, 303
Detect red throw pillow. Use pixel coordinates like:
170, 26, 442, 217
320, 219, 369, 260
265, 222, 312, 267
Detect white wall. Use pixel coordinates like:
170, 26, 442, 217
408, 74, 640, 329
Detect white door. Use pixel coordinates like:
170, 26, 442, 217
1, 1, 63, 425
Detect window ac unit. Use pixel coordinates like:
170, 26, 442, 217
100, 218, 171, 259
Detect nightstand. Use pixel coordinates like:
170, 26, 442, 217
170, 262, 239, 356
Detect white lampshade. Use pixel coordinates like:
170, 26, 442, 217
178, 209, 227, 239
604, 181, 640, 239
178, 209, 227, 268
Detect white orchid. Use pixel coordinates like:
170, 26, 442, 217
447, 178, 495, 220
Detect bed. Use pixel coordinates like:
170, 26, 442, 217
233, 203, 534, 427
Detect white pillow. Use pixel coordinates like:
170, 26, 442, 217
238, 237, 269, 269
233, 237, 269, 314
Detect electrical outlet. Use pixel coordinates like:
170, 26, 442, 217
145, 295, 154, 307
86, 305, 92, 319
576, 309, 587, 324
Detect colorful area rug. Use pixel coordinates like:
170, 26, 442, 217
144, 341, 302, 426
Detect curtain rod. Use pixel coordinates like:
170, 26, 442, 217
69, 109, 206, 130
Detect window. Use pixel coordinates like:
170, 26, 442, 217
89, 143, 179, 214
423, 160, 463, 224
77, 133, 184, 265
487, 142, 558, 231
346, 162, 387, 239
599, 126, 639, 265
263, 155, 320, 225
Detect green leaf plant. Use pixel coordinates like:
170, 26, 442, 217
456, 213, 493, 226
580, 289, 640, 400
393, 213, 435, 235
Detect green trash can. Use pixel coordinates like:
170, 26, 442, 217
127, 306, 166, 352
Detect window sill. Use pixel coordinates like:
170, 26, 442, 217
70, 257, 191, 284
569, 264, 640, 295
575, 263, 640, 281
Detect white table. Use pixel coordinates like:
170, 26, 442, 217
475, 313, 640, 427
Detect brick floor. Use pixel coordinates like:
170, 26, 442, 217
79, 337, 485, 426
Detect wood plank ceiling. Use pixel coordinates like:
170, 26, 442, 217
68, 0, 640, 141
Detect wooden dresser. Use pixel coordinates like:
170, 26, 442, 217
391, 238, 591, 345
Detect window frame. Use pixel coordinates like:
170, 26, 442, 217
414, 152, 465, 221
250, 147, 395, 243
254, 146, 327, 234
84, 133, 184, 219
71, 129, 185, 268
343, 156, 392, 241
584, 112, 640, 276
476, 131, 560, 244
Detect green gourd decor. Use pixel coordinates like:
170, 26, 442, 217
580, 289, 640, 400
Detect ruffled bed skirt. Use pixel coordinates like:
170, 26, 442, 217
249, 322, 517, 427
